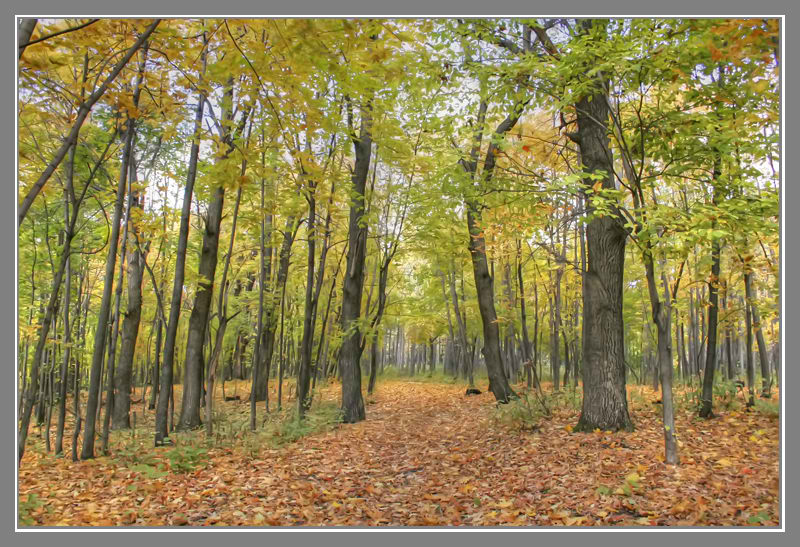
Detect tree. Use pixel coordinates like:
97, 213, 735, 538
154, 31, 208, 444
81, 53, 147, 459
18, 20, 159, 225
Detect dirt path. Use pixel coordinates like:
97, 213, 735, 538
18, 381, 780, 527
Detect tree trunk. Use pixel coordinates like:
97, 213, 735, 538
179, 183, 224, 430
250, 178, 268, 430
102, 150, 135, 450
154, 46, 206, 444
207, 181, 244, 436
251, 214, 296, 403
338, 99, 373, 423
744, 272, 771, 397
178, 79, 242, 430
458, 98, 519, 403
448, 265, 470, 385
18, 18, 37, 59
699, 165, 723, 419
572, 19, 632, 432
297, 186, 317, 417
466, 203, 515, 401
641, 250, 679, 464
54, 147, 75, 456
80, 94, 141, 459
113, 153, 147, 430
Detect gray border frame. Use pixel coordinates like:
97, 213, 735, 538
4, 1, 795, 546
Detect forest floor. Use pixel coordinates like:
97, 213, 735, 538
18, 377, 780, 527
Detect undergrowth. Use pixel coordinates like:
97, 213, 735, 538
262, 401, 343, 448
377, 368, 468, 385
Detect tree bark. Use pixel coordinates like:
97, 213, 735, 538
743, 272, 771, 397
338, 98, 373, 423
250, 214, 296, 402
101, 144, 136, 450
110, 156, 143, 431
155, 43, 206, 444
448, 265, 470, 384
206, 181, 243, 436
178, 183, 225, 430
54, 146, 75, 456
699, 163, 723, 419
458, 98, 521, 403
18, 18, 37, 59
80, 72, 144, 459
297, 184, 318, 417
572, 19, 632, 432
178, 79, 246, 430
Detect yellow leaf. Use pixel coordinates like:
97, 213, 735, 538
717, 458, 733, 467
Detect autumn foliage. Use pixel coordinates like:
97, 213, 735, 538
19, 380, 778, 527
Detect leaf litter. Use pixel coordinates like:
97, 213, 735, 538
18, 380, 780, 527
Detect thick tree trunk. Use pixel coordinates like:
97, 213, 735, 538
338, 99, 372, 423
178, 183, 224, 430
572, 19, 632, 432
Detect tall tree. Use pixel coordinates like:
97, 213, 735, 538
549, 19, 634, 431
154, 34, 207, 444
81, 51, 148, 458
337, 94, 373, 423
178, 78, 247, 430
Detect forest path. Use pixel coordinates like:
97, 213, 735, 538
18, 380, 780, 527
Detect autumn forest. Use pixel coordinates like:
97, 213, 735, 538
16, 18, 780, 527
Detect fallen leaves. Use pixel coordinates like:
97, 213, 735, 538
18, 381, 780, 527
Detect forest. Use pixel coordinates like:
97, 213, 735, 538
16, 17, 780, 527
